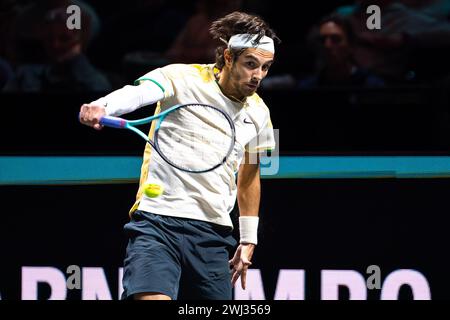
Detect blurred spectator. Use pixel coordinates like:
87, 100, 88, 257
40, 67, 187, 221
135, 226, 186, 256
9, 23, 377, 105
10, 0, 101, 65
3, 6, 110, 92
88, 0, 192, 80
261, 14, 384, 90
113, 0, 242, 84
332, 0, 450, 83
0, 0, 28, 64
299, 15, 385, 88
165, 0, 243, 64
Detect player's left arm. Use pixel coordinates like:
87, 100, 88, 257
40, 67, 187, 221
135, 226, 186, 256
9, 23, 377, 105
230, 151, 261, 290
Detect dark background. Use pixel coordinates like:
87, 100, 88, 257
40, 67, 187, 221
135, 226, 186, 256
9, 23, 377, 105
1, 179, 450, 299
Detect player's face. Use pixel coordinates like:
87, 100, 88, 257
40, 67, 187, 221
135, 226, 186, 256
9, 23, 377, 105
230, 48, 274, 98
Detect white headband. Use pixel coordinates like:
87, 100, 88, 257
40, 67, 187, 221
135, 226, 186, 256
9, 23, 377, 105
226, 34, 275, 54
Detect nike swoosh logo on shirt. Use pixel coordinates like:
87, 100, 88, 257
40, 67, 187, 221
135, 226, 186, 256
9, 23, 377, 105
243, 118, 253, 124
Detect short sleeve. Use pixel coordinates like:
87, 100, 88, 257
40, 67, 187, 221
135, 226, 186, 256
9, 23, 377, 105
245, 117, 276, 153
134, 67, 175, 100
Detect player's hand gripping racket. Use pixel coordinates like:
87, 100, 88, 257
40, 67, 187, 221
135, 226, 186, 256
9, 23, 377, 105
92, 103, 236, 173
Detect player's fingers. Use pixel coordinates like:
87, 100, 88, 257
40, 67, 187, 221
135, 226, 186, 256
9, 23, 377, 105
80, 104, 89, 113
80, 114, 90, 125
79, 105, 88, 122
229, 254, 240, 267
81, 116, 94, 126
231, 270, 240, 287
79, 105, 102, 128
81, 106, 92, 123
242, 257, 252, 266
241, 267, 247, 290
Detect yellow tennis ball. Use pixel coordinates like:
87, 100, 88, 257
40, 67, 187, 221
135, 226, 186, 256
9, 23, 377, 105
144, 183, 164, 198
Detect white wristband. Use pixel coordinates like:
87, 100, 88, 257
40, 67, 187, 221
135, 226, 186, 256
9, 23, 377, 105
239, 216, 259, 245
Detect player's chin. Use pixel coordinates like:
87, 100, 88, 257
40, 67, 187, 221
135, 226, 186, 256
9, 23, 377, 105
243, 84, 258, 95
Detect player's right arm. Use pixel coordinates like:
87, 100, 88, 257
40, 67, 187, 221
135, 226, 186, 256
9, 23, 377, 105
79, 70, 168, 129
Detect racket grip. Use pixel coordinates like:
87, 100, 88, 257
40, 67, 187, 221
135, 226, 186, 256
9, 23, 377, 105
100, 116, 127, 129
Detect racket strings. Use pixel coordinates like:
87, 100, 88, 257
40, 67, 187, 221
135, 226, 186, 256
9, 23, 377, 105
156, 104, 234, 172
184, 106, 231, 136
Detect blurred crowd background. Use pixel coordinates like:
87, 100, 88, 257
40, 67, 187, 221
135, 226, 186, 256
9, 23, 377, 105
1, 0, 450, 93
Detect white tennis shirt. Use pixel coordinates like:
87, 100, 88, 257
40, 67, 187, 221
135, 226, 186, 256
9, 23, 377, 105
129, 63, 275, 227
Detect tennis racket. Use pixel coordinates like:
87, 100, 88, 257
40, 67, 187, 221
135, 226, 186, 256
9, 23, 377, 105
92, 103, 236, 173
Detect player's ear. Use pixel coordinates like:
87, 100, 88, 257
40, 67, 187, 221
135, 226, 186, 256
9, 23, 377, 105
224, 49, 233, 68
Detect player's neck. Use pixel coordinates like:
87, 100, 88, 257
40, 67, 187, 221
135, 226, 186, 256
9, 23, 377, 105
215, 69, 246, 103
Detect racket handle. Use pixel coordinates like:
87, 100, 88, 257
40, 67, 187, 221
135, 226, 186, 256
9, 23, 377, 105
100, 116, 127, 129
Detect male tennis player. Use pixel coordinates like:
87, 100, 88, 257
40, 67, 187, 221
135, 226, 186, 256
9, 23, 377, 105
79, 11, 279, 300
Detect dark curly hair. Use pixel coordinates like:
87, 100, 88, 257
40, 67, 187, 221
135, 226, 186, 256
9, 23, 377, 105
209, 11, 280, 69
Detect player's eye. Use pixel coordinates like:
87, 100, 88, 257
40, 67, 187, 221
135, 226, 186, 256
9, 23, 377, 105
246, 61, 256, 68
262, 64, 271, 72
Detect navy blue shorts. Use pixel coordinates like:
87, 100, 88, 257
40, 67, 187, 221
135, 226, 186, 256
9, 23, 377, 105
121, 210, 237, 300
